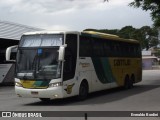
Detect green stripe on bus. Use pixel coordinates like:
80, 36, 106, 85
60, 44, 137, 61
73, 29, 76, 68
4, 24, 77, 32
33, 81, 49, 87
101, 58, 115, 83
92, 57, 115, 84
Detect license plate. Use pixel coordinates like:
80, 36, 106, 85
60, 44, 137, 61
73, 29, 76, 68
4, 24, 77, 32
31, 91, 38, 95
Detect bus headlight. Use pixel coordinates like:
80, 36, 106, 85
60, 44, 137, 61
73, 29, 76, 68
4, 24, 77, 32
15, 82, 23, 87
49, 82, 62, 88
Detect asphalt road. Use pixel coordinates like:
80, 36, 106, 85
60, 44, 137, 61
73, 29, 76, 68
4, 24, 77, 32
0, 70, 160, 120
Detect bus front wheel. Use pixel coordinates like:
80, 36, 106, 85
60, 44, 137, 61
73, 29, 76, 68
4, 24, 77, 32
78, 81, 88, 100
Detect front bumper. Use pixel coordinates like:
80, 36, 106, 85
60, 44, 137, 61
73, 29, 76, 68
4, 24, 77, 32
15, 86, 64, 99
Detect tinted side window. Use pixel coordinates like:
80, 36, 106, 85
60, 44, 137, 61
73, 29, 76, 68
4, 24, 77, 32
63, 34, 77, 81
79, 36, 92, 57
92, 38, 104, 57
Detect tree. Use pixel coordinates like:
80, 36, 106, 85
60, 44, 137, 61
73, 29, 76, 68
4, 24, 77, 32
140, 26, 159, 50
129, 0, 160, 27
118, 26, 136, 39
118, 26, 159, 50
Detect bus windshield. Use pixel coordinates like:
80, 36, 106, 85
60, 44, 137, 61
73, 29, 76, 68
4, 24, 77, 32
16, 34, 64, 80
16, 48, 61, 80
19, 34, 63, 47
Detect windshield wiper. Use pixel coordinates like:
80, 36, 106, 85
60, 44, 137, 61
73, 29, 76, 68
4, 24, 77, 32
22, 73, 28, 80
32, 53, 39, 79
20, 72, 34, 80
32, 54, 38, 70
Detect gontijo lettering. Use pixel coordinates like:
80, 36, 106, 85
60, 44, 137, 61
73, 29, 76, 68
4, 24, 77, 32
114, 59, 131, 66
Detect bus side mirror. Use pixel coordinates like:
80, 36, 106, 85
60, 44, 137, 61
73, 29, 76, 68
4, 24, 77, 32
6, 45, 17, 62
58, 44, 67, 61
6, 47, 11, 61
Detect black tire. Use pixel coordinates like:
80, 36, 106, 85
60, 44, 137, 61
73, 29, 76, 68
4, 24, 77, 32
78, 81, 88, 101
130, 75, 135, 88
124, 75, 130, 89
39, 98, 51, 102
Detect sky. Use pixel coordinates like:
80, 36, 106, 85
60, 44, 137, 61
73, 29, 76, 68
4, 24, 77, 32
0, 0, 153, 31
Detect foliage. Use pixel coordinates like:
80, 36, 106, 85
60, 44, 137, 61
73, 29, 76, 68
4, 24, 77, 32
129, 0, 160, 27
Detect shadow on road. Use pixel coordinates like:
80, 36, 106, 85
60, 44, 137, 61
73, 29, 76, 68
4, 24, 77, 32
24, 84, 160, 106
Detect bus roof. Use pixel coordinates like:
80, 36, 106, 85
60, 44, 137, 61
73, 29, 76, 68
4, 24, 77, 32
82, 31, 139, 44
22, 30, 139, 44
23, 31, 80, 35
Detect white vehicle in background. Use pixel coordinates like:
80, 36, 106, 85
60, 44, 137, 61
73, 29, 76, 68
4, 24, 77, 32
0, 45, 17, 84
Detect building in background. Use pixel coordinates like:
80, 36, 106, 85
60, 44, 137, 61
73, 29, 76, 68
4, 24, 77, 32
0, 20, 42, 84
142, 51, 158, 70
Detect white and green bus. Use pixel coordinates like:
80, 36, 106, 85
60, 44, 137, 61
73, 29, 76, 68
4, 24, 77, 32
14, 31, 142, 101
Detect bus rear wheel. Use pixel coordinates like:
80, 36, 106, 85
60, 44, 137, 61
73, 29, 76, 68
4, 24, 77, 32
124, 75, 134, 89
78, 81, 88, 101
124, 75, 131, 89
130, 75, 135, 88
